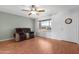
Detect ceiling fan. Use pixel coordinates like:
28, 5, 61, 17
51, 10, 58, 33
22, 5, 45, 15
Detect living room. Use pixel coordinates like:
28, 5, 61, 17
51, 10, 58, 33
0, 5, 78, 54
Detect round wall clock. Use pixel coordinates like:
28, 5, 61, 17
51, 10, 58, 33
65, 18, 72, 24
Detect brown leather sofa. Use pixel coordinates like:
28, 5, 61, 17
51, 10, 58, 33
14, 28, 34, 41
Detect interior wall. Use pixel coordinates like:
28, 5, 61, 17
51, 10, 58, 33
0, 12, 34, 40
35, 8, 79, 43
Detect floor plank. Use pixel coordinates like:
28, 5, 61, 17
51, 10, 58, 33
0, 37, 79, 54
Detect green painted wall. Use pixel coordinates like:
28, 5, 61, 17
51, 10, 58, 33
0, 12, 34, 40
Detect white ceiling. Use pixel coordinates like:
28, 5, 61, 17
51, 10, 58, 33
0, 5, 79, 19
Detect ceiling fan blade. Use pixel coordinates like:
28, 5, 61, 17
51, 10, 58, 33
37, 9, 45, 12
22, 9, 30, 12
28, 13, 32, 15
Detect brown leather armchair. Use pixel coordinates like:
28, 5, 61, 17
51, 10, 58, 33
14, 28, 34, 41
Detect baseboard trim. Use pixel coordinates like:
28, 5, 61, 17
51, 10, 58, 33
0, 38, 14, 41
37, 36, 58, 40
61, 40, 78, 44
37, 36, 79, 44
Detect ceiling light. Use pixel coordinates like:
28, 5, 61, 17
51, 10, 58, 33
22, 5, 45, 16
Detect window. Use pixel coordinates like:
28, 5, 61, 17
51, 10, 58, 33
39, 19, 51, 31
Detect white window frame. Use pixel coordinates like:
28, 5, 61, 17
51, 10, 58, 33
39, 19, 51, 31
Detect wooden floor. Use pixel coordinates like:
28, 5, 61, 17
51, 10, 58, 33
0, 37, 79, 54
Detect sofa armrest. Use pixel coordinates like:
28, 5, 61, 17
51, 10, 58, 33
14, 33, 20, 41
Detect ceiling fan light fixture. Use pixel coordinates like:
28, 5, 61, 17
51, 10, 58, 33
31, 11, 37, 14
22, 5, 45, 16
